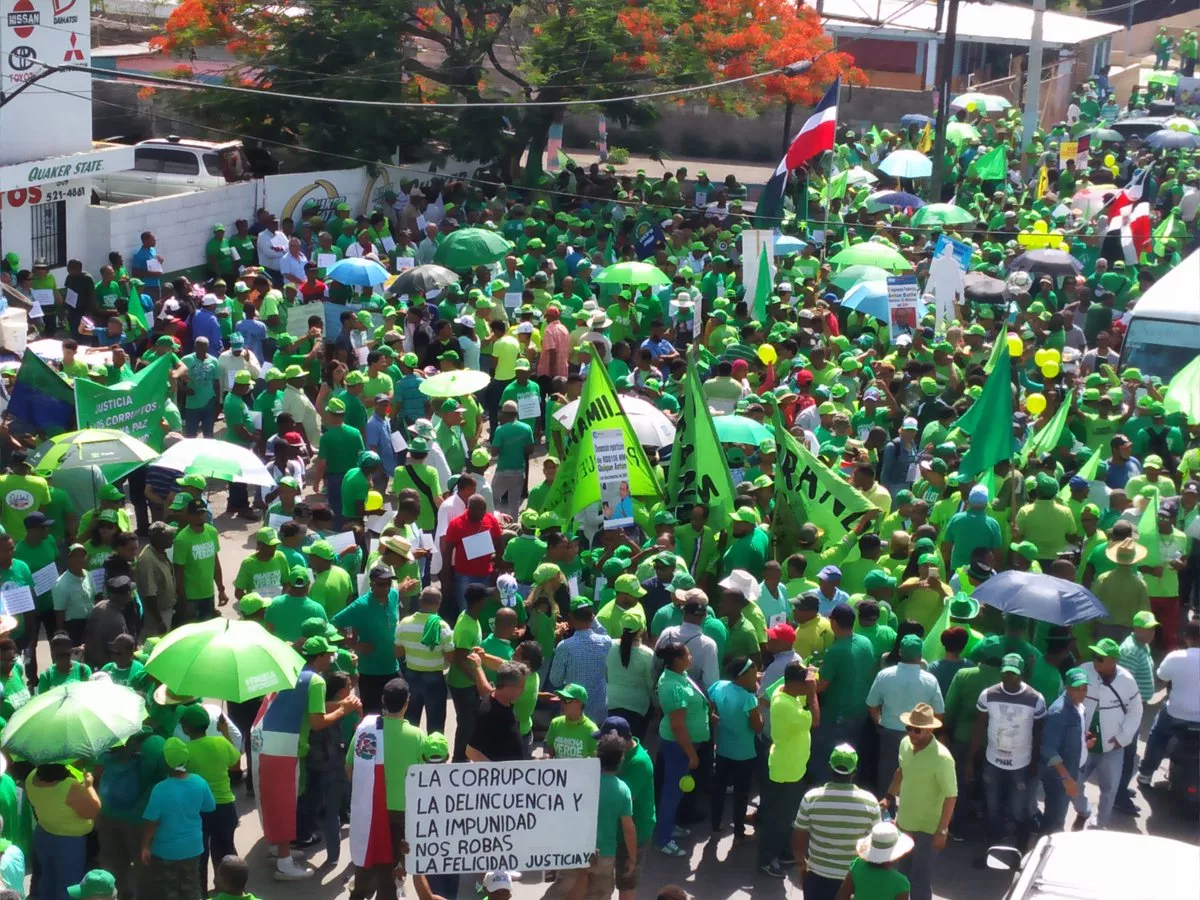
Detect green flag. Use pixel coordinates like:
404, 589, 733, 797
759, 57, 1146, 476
983, 333, 1008, 374
752, 243, 771, 323
1020, 396, 1072, 464
1059, 445, 1105, 502
955, 342, 1014, 477
823, 171, 849, 201
127, 284, 150, 333
1163, 353, 1200, 425
538, 345, 662, 521
973, 145, 1008, 181
772, 408, 875, 543
666, 361, 737, 531
1152, 209, 1180, 255
923, 598, 954, 662
1137, 490, 1162, 568
74, 353, 174, 453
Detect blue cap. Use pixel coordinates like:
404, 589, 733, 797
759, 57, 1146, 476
818, 565, 842, 581
1068, 475, 1088, 490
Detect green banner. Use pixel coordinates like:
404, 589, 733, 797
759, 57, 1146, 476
666, 361, 736, 531
74, 354, 173, 452
772, 408, 875, 543
539, 346, 662, 521
1019, 394, 1072, 464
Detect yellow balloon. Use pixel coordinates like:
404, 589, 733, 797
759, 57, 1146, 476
1033, 220, 1048, 234
758, 344, 778, 366
1110, 165, 1119, 177
1041, 361, 1060, 379
1026, 393, 1047, 415
1045, 348, 1061, 364
1104, 153, 1115, 166
967, 101, 977, 112
1007, 335, 1024, 357
1034, 349, 1050, 366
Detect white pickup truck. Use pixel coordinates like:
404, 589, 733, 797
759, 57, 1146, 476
91, 136, 255, 203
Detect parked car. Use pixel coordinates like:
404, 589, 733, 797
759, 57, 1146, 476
92, 136, 255, 203
992, 830, 1197, 900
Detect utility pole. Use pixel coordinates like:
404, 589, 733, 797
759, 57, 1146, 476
929, 0, 961, 202
1020, 0, 1046, 159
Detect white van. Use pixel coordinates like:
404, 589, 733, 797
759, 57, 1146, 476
92, 137, 253, 203
1119, 249, 1200, 381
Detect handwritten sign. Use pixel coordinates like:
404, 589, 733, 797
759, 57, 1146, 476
404, 759, 599, 875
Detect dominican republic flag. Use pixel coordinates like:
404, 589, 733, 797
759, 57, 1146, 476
1102, 201, 1151, 265
1096, 166, 1150, 222
250, 669, 313, 845
756, 77, 841, 225
349, 715, 394, 867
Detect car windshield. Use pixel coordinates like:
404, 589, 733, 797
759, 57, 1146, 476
1123, 317, 1200, 380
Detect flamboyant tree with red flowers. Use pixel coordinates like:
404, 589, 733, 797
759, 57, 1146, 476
149, 0, 862, 174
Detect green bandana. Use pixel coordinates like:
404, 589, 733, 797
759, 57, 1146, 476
420, 614, 445, 650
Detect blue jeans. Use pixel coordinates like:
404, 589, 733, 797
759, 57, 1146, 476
325, 470, 346, 530
1041, 766, 1090, 833
982, 762, 1031, 845
404, 669, 448, 734
34, 826, 87, 900
183, 399, 216, 438
1081, 748, 1123, 827
654, 739, 690, 847
1139, 707, 1187, 778
453, 574, 493, 614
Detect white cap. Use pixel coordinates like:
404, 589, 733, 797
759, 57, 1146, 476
483, 871, 513, 892
778, 282, 793, 292
201, 293, 219, 306
902, 417, 919, 431
455, 315, 476, 328
516, 322, 534, 334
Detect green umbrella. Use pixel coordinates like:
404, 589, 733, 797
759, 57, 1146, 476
713, 415, 773, 445
592, 261, 672, 287
432, 228, 511, 269
910, 203, 977, 227
829, 243, 913, 272
1, 681, 147, 764
419, 369, 492, 398
145, 618, 306, 702
1147, 70, 1179, 88
30, 429, 158, 481
830, 265, 891, 291
945, 122, 981, 145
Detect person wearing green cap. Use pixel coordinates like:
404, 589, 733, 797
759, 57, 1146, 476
1011, 473, 1078, 570
233, 527, 289, 601
312, 396, 365, 530
1039, 665, 1093, 833
545, 683, 598, 759
176, 704, 240, 890
220, 370, 259, 520
1078, 637, 1142, 828
140, 736, 216, 900
170, 499, 227, 622
66, 869, 117, 900
264, 566, 327, 644
794, 742, 882, 896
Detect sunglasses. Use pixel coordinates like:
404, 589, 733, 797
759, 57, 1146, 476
905, 726, 927, 735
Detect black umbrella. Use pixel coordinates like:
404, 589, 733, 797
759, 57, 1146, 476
387, 264, 460, 295
900, 114, 934, 127
963, 271, 1006, 302
1081, 127, 1123, 143
1009, 249, 1083, 278
1145, 129, 1200, 150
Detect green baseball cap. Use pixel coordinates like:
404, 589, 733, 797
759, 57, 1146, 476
237, 592, 267, 616
899, 633, 923, 661
302, 635, 332, 656
99, 484, 125, 501
176, 474, 206, 491
67, 870, 117, 899
555, 683, 589, 704
304, 540, 336, 561
614, 574, 647, 597
1132, 610, 1160, 629
829, 743, 859, 775
255, 526, 280, 546
1010, 540, 1039, 561
532, 562, 561, 585
1000, 653, 1024, 675
1088, 637, 1121, 658
162, 737, 190, 770
422, 731, 450, 761
1064, 667, 1088, 688
287, 565, 310, 586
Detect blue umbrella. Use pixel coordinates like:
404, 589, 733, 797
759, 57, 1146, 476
900, 114, 934, 127
324, 257, 391, 287
774, 235, 809, 255
971, 571, 1107, 625
879, 150, 932, 178
840, 280, 890, 322
865, 190, 926, 211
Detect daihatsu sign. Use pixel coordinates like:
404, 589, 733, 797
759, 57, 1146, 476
0, 0, 92, 166
0, 146, 136, 192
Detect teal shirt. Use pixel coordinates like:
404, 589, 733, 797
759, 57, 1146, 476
331, 590, 401, 676
707, 680, 758, 761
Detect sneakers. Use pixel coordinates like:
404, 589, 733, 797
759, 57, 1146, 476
657, 841, 687, 858
1136, 771, 1153, 787
274, 857, 314, 881
291, 834, 321, 850
759, 860, 786, 878
671, 825, 691, 839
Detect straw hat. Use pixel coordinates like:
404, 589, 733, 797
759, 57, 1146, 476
899, 702, 942, 731
857, 822, 915, 864
1105, 538, 1148, 565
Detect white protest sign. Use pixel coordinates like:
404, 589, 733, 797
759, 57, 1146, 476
886, 275, 921, 341
404, 759, 600, 875
517, 393, 541, 420
317, 253, 337, 272
390, 431, 408, 452
0, 583, 34, 616
381, 236, 397, 253
64, 289, 78, 309
396, 257, 415, 270
268, 513, 291, 530
31, 289, 54, 307
88, 569, 106, 593
594, 427, 634, 529
325, 531, 357, 556
31, 563, 58, 597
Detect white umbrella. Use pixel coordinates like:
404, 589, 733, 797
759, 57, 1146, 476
552, 395, 676, 448
878, 150, 932, 179
843, 166, 879, 186
153, 438, 276, 488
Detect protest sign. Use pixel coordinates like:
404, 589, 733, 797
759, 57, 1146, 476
595, 427, 634, 529
404, 759, 599, 875
74, 353, 173, 452
886, 275, 920, 339
933, 234, 973, 272
1058, 141, 1079, 168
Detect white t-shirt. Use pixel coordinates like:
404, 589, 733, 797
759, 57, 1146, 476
1158, 648, 1200, 723
977, 682, 1047, 769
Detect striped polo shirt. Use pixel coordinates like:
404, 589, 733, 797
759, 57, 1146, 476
394, 611, 453, 672
793, 782, 882, 879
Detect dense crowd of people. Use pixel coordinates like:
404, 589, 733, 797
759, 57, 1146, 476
0, 57, 1195, 900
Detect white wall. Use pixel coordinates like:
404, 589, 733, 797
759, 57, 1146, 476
84, 181, 257, 276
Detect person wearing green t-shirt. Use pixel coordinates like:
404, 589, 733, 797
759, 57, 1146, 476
171, 500, 227, 621
179, 703, 241, 888
389, 439, 442, 532
448, 585, 488, 762
37, 632, 92, 694
15, 511, 58, 630
0, 463, 51, 542
222, 371, 259, 518
306, 541, 354, 619
545, 683, 599, 758
265, 568, 329, 644
490, 403, 535, 518
233, 527, 289, 600
314, 399, 366, 530
332, 566, 404, 713
180, 340, 221, 438
340, 454, 378, 524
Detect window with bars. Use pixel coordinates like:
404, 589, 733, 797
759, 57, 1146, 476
30, 201, 67, 269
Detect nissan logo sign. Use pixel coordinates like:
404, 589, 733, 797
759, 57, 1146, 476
7, 45, 36, 71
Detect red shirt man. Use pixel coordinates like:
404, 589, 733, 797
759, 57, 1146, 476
443, 495, 502, 578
